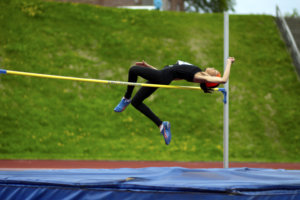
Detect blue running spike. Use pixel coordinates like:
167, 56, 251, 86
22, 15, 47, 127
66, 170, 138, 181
160, 121, 171, 145
114, 97, 131, 112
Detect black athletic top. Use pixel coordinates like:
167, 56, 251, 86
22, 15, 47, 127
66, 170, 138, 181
162, 61, 202, 82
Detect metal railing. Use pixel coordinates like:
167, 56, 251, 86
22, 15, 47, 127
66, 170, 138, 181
276, 5, 300, 79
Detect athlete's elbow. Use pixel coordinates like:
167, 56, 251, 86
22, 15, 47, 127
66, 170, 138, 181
219, 78, 227, 84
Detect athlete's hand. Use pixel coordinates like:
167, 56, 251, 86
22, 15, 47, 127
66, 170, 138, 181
135, 60, 157, 70
227, 57, 235, 64
136, 60, 150, 67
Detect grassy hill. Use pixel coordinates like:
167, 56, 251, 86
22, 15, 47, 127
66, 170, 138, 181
0, 0, 299, 162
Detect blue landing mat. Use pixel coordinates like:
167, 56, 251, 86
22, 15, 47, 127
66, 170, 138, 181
0, 167, 300, 200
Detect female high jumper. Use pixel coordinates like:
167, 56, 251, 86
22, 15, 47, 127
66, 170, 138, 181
114, 57, 235, 145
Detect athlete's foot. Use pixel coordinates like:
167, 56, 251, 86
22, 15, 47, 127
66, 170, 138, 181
114, 97, 131, 112
160, 121, 171, 145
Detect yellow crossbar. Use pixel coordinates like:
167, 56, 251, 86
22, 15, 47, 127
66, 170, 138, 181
1, 69, 220, 91
1, 69, 227, 103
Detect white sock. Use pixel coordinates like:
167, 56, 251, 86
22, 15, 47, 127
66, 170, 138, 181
159, 124, 164, 132
123, 97, 131, 102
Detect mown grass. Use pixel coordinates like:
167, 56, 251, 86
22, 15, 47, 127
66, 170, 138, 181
0, 0, 299, 162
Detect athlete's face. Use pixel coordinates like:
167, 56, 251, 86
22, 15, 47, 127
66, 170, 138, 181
205, 68, 220, 76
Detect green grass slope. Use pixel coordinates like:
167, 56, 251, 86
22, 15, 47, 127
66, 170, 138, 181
0, 0, 299, 162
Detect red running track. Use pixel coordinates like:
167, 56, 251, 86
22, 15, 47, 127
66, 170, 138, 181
0, 160, 300, 170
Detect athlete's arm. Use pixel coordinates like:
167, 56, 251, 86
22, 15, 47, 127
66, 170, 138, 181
221, 57, 234, 83
194, 57, 234, 84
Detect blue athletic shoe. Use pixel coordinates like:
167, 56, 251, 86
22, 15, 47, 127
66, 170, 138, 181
114, 97, 131, 112
160, 121, 171, 145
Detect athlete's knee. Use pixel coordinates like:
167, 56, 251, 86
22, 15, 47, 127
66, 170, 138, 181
129, 66, 140, 74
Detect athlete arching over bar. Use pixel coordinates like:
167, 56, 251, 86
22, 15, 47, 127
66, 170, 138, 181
114, 57, 235, 145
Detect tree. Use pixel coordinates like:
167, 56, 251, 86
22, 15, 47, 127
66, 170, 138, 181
184, 0, 235, 13
285, 8, 299, 18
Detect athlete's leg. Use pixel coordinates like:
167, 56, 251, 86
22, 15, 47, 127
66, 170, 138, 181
131, 85, 161, 126
124, 66, 162, 99
115, 66, 163, 112
119, 66, 173, 144
132, 84, 172, 145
